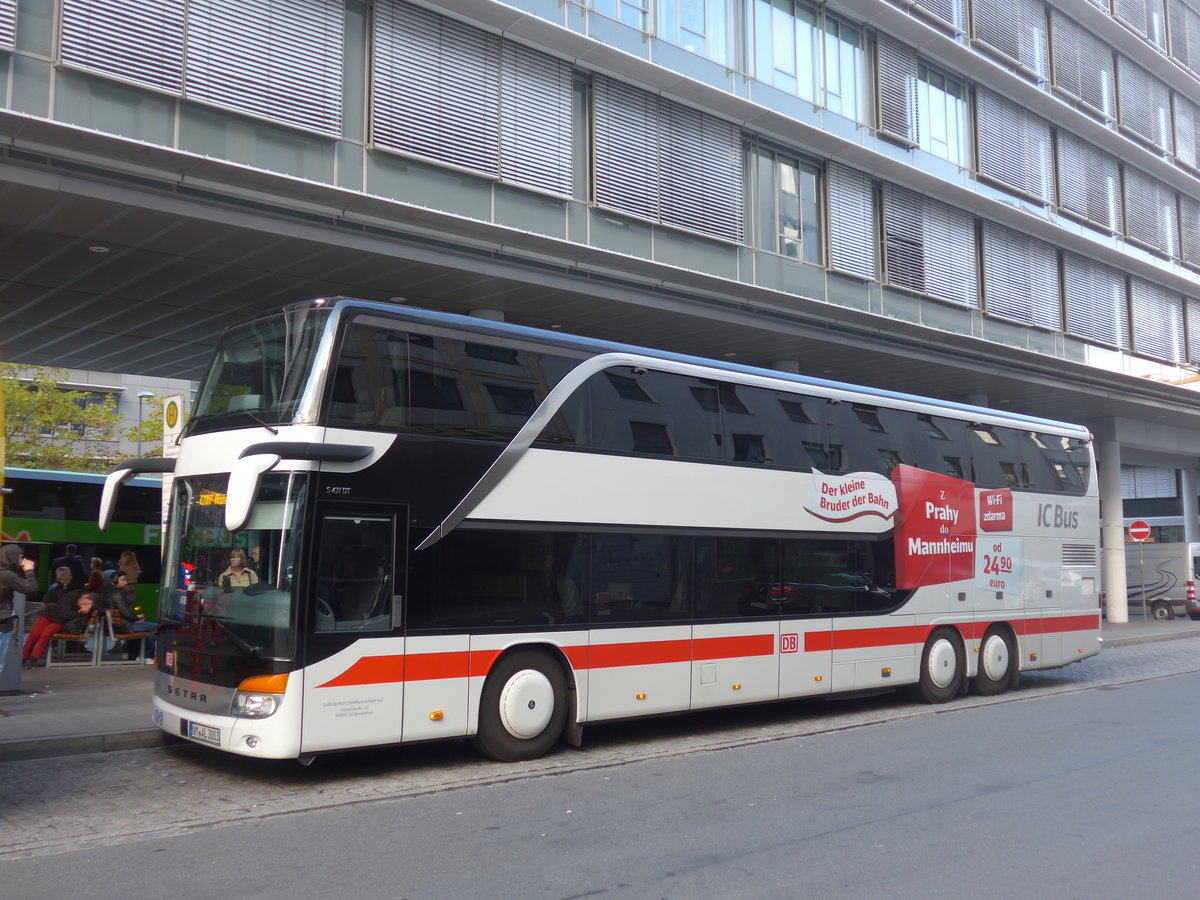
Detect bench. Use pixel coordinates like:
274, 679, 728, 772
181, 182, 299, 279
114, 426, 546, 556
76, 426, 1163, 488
102, 609, 152, 665
45, 612, 102, 666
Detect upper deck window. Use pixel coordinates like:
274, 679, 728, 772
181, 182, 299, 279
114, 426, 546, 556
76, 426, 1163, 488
189, 306, 333, 435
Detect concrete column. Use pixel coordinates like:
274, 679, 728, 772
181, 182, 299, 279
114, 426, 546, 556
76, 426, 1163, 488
1098, 439, 1128, 623
1182, 467, 1199, 543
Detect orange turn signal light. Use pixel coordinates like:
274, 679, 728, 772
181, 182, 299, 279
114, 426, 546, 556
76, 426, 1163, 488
236, 673, 289, 694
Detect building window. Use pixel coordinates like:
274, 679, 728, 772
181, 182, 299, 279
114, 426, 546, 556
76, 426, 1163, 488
1130, 279, 1185, 363
1123, 166, 1179, 259
1114, 0, 1168, 50
749, 145, 822, 263
877, 37, 967, 167
881, 183, 978, 307
630, 421, 674, 455
1116, 56, 1173, 153
1063, 253, 1129, 350
981, 223, 1062, 331
593, 0, 649, 30
593, 76, 743, 242
976, 88, 1053, 203
752, 0, 819, 103
374, 1, 574, 196
971, 0, 1048, 78
1048, 11, 1115, 120
1056, 131, 1120, 234
657, 0, 732, 65
823, 16, 865, 121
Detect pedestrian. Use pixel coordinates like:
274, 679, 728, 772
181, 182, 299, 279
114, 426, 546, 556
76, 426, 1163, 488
50, 543, 86, 591
1, 544, 38, 716
103, 572, 156, 662
85, 557, 106, 593
22, 566, 78, 667
117, 551, 141, 585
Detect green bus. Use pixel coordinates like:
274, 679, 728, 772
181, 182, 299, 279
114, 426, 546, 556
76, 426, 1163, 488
1, 467, 163, 616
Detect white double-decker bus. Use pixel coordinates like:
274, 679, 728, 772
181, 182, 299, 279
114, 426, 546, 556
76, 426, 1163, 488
102, 299, 1101, 762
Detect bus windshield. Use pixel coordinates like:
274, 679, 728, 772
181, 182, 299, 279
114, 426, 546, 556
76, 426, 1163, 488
160, 473, 307, 686
188, 305, 333, 434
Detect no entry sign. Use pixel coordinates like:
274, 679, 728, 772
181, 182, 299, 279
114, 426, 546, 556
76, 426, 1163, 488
1128, 520, 1152, 542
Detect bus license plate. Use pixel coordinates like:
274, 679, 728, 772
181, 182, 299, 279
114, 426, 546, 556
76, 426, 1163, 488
187, 721, 221, 746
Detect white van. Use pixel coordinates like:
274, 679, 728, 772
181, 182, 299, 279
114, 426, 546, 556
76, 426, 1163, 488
1123, 542, 1200, 620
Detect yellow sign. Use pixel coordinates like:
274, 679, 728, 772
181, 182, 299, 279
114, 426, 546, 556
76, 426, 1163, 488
165, 399, 180, 429
198, 492, 228, 507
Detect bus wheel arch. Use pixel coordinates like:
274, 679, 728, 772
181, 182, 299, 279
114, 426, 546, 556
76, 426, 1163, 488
471, 646, 573, 762
974, 624, 1017, 696
1151, 600, 1174, 621
913, 626, 965, 704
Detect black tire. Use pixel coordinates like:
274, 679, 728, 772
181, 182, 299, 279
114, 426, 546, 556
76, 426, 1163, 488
1152, 601, 1174, 621
471, 650, 568, 762
974, 627, 1014, 696
1189, 613, 1200, 622
914, 627, 964, 704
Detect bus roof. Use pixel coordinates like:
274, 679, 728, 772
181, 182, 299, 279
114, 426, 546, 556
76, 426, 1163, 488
3, 466, 162, 489
290, 298, 1092, 438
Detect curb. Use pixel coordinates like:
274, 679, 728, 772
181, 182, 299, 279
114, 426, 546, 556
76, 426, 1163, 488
0, 729, 169, 763
1101, 627, 1200, 649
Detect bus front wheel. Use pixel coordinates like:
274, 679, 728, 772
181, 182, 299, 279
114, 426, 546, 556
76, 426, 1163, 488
472, 650, 568, 762
974, 627, 1014, 696
1151, 601, 1174, 621
914, 628, 964, 704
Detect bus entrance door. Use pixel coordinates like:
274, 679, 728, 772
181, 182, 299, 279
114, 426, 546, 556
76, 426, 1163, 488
300, 503, 408, 754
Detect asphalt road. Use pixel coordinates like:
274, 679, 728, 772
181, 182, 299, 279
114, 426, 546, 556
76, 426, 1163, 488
3, 637, 1200, 898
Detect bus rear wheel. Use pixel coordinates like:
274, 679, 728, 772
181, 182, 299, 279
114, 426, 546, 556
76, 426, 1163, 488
914, 628, 964, 704
1151, 601, 1174, 621
974, 627, 1014, 696
472, 650, 568, 762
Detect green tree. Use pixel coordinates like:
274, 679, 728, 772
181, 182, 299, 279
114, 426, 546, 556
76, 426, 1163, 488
0, 363, 121, 472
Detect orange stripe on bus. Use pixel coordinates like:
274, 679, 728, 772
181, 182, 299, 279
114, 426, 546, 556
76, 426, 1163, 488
587, 639, 692, 669
317, 614, 1100, 688
693, 633, 775, 660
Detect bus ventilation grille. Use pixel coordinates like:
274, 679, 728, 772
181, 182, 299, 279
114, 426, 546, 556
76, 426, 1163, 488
1062, 544, 1098, 567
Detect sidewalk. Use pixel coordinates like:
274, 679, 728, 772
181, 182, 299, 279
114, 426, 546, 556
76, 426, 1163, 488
1, 616, 1198, 762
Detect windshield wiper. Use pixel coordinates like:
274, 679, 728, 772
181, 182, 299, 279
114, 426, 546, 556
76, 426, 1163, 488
242, 409, 280, 435
159, 614, 262, 657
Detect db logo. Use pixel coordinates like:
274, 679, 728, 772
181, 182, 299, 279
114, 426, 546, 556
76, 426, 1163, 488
780, 633, 799, 654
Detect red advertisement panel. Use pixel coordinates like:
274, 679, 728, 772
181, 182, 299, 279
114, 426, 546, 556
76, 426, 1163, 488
979, 489, 1014, 532
892, 465, 977, 588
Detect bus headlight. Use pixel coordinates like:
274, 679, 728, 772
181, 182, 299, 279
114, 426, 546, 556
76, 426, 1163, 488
232, 673, 288, 719
233, 692, 281, 718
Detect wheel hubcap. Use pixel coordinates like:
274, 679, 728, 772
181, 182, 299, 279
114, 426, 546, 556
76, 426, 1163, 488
981, 634, 1009, 681
927, 638, 958, 689
498, 669, 555, 739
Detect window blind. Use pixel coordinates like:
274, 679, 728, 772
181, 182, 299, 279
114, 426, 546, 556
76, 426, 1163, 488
1131, 278, 1185, 362
882, 184, 978, 307
1116, 56, 1173, 152
1168, 0, 1200, 73
981, 222, 1061, 330
828, 163, 875, 279
373, 0, 573, 196
910, 0, 966, 32
1122, 465, 1177, 498
1175, 94, 1200, 170
976, 88, 1053, 202
1056, 130, 1120, 233
1180, 194, 1200, 268
593, 75, 742, 242
60, 0, 186, 93
1114, 0, 1168, 48
185, 0, 344, 136
1048, 10, 1115, 119
971, 0, 1048, 77
1188, 297, 1200, 364
1123, 166, 1179, 257
0, 0, 15, 50
1063, 252, 1129, 349
877, 35, 918, 143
